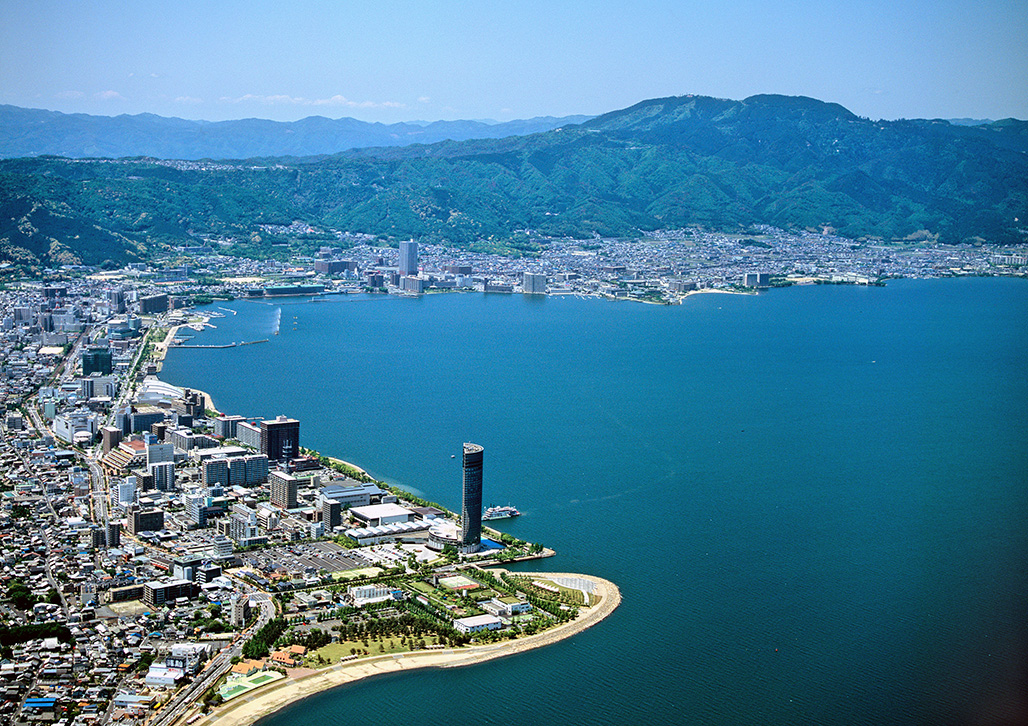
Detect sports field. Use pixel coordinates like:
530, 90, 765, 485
219, 670, 286, 701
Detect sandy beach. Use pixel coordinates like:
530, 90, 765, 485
181, 572, 620, 726
325, 456, 369, 476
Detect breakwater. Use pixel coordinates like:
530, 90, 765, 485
173, 338, 268, 349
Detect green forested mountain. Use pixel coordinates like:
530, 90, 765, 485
1, 94, 1025, 268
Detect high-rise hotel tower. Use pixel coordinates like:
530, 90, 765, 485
461, 443, 484, 553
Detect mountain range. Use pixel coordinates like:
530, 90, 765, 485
1, 94, 1025, 269
0, 106, 591, 160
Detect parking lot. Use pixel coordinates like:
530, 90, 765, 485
240, 541, 374, 576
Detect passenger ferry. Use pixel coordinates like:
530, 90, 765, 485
483, 505, 521, 521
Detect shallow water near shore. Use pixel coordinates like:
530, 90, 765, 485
161, 278, 1028, 725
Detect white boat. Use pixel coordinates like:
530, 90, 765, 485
483, 505, 521, 521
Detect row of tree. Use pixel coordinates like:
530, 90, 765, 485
242, 617, 287, 659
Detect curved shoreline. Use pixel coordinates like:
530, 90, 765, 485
183, 573, 620, 726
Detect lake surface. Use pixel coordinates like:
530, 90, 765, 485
161, 278, 1028, 725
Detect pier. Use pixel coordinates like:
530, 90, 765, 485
173, 339, 269, 349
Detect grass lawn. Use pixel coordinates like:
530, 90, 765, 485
313, 635, 444, 665
329, 567, 382, 581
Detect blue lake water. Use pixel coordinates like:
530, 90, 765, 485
160, 278, 1028, 725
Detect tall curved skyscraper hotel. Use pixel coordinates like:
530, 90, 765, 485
461, 443, 483, 553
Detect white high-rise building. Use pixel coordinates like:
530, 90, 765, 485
116, 477, 137, 507
398, 240, 418, 276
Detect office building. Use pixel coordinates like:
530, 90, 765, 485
461, 443, 484, 553
81, 346, 113, 376
172, 555, 204, 582
130, 407, 165, 434
322, 497, 342, 530
261, 415, 299, 462
211, 535, 233, 560
523, 272, 547, 294
398, 240, 418, 276
80, 374, 118, 400
197, 564, 222, 583
270, 471, 299, 509
102, 423, 123, 452
146, 442, 174, 467
128, 508, 164, 534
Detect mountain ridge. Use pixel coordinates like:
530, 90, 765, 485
0, 105, 593, 160
1, 93, 1025, 269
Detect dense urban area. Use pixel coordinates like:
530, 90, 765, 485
0, 229, 1024, 725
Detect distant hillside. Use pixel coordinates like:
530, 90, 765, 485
1, 94, 1025, 269
0, 105, 592, 160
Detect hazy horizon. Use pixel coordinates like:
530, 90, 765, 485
2, 0, 1025, 125
1, 96, 1021, 127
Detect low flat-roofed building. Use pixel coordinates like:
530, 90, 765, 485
411, 506, 446, 520
453, 613, 504, 634
319, 481, 382, 508
145, 664, 186, 687
112, 693, 155, 709
143, 577, 198, 608
344, 519, 430, 546
481, 596, 533, 618
349, 584, 402, 606
350, 502, 413, 527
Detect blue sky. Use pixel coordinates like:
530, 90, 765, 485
2, 0, 1025, 123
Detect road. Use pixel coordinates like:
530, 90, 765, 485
148, 593, 276, 726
